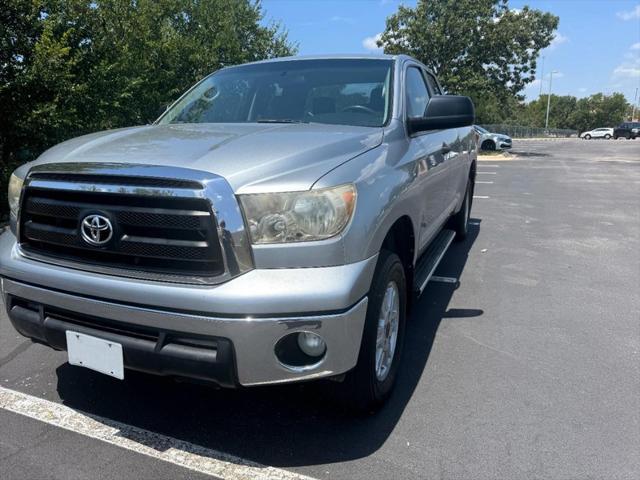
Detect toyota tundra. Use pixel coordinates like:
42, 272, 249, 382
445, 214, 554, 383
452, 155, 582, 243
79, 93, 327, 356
1, 55, 476, 410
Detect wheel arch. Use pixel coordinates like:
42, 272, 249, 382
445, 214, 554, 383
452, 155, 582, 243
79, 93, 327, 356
379, 215, 416, 311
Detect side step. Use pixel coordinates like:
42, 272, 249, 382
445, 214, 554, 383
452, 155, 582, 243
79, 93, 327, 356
414, 229, 456, 295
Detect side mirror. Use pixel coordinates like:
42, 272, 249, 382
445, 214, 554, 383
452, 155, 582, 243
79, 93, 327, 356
408, 95, 475, 134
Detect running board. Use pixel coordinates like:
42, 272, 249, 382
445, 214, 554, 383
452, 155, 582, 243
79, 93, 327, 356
414, 229, 456, 295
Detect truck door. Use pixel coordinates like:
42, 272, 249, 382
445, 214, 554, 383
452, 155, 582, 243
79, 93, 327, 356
404, 66, 456, 254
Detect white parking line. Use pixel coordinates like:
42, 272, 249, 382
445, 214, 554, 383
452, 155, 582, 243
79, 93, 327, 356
475, 181, 494, 184
0, 386, 317, 480
477, 171, 497, 175
478, 165, 500, 168
473, 196, 490, 199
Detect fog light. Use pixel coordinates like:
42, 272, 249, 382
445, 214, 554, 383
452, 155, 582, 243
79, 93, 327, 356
297, 332, 326, 357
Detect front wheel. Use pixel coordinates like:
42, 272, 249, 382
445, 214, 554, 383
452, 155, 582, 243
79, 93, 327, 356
584, 134, 591, 140
481, 139, 496, 151
342, 250, 406, 412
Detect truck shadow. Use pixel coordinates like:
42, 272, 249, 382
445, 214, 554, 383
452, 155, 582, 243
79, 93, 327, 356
54, 220, 481, 468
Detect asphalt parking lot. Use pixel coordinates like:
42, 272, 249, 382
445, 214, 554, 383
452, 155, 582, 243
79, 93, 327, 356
1, 138, 639, 480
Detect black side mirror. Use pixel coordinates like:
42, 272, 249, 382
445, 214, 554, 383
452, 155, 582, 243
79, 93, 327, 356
408, 95, 475, 134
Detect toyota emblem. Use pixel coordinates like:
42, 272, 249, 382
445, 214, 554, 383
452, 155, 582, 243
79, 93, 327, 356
80, 214, 113, 246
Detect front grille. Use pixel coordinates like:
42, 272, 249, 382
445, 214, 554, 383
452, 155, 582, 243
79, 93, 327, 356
19, 176, 225, 279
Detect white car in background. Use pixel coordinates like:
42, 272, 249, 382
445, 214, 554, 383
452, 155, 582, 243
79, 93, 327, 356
473, 125, 512, 151
580, 128, 613, 140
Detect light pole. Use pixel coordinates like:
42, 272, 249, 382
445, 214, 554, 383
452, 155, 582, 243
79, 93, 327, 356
632, 87, 638, 121
545, 70, 558, 130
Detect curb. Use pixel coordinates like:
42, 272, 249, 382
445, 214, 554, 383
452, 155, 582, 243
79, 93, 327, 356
513, 137, 577, 141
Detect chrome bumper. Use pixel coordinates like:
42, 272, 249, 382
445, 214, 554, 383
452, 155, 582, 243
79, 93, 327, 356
0, 233, 374, 386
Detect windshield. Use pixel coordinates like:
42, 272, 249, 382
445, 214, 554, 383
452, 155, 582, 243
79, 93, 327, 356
158, 59, 393, 128
474, 125, 489, 134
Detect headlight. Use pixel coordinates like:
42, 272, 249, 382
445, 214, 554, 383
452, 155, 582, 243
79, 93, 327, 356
8, 172, 24, 217
239, 184, 356, 244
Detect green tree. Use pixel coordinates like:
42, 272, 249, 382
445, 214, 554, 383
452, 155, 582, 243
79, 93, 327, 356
519, 94, 578, 128
569, 93, 630, 133
515, 92, 630, 132
378, 0, 558, 123
0, 0, 296, 215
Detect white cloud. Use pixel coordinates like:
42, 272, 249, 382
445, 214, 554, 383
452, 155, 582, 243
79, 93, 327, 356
631, 42, 640, 51
613, 65, 640, 78
547, 32, 569, 50
362, 33, 383, 52
617, 4, 640, 20
330, 16, 354, 24
613, 50, 640, 78
578, 87, 587, 93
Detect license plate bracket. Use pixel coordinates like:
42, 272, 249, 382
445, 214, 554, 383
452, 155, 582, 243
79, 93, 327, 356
66, 331, 124, 380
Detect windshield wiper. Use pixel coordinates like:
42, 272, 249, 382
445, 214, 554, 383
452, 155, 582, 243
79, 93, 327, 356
256, 118, 308, 124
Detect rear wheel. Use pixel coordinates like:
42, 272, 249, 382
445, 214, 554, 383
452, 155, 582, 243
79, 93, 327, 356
342, 250, 406, 412
604, 134, 611, 139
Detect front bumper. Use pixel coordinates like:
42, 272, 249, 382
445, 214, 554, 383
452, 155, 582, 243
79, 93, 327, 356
0, 232, 373, 386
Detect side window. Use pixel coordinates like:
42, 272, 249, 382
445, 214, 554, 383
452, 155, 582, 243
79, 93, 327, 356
405, 67, 430, 118
425, 72, 442, 95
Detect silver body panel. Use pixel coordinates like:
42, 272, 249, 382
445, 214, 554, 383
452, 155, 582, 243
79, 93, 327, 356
0, 54, 475, 385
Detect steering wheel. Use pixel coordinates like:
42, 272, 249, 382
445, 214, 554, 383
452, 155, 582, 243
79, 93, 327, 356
340, 105, 377, 115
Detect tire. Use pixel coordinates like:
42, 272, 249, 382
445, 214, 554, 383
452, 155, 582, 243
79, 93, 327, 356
626, 133, 631, 139
342, 250, 406, 412
448, 180, 471, 241
584, 134, 591, 140
481, 139, 496, 151
604, 134, 611, 139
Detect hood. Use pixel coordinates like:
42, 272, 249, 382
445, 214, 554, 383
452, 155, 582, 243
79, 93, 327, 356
32, 123, 384, 193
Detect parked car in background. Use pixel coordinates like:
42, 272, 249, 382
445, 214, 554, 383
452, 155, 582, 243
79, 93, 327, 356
580, 128, 613, 139
613, 122, 640, 139
474, 125, 512, 151
0, 55, 477, 411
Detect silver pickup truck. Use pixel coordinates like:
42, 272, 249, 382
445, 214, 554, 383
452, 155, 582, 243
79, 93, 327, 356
1, 54, 476, 410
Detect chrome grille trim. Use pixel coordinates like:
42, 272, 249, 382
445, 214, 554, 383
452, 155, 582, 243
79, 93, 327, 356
17, 163, 254, 285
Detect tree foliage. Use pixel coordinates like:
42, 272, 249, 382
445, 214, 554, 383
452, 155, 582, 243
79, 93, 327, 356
378, 0, 558, 123
0, 0, 296, 212
516, 93, 630, 132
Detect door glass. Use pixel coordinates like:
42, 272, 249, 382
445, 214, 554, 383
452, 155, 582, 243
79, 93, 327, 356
405, 67, 430, 118
425, 72, 442, 95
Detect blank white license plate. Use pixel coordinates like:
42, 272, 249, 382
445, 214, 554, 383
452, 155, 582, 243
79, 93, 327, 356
66, 331, 124, 380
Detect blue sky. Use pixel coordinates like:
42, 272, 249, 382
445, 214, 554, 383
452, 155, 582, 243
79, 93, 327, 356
261, 0, 640, 104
